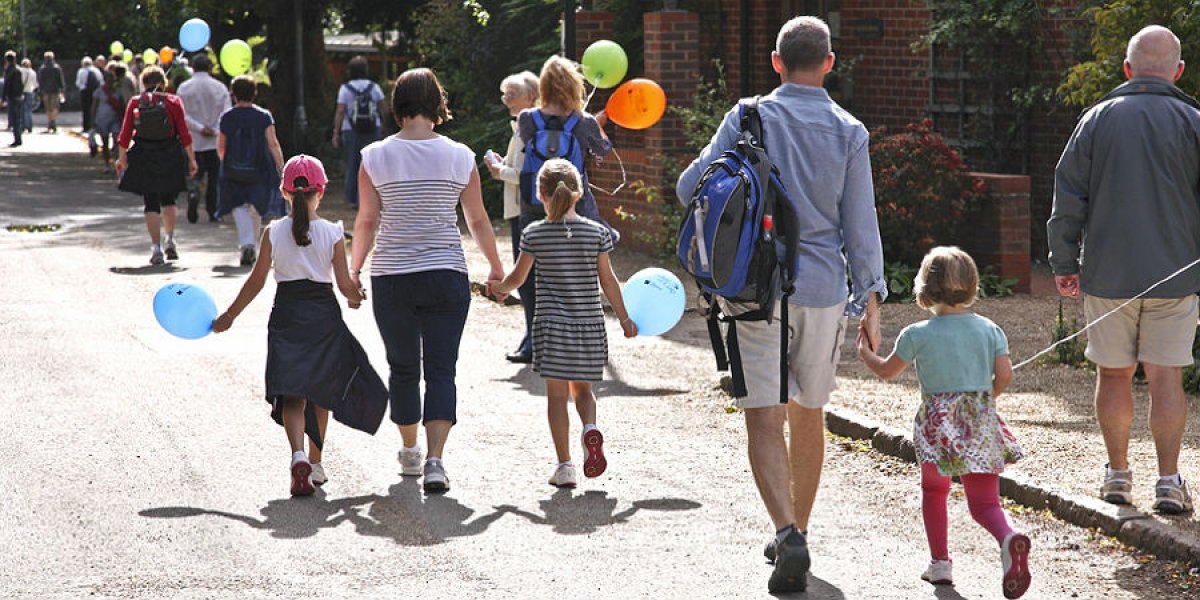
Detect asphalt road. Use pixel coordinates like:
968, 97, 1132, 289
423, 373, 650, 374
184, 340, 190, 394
1, 137, 1195, 599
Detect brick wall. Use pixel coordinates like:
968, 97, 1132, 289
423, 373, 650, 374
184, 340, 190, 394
962, 173, 1032, 293
836, 1, 931, 130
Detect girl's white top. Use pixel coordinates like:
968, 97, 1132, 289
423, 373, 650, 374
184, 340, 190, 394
269, 217, 345, 283
360, 135, 475, 276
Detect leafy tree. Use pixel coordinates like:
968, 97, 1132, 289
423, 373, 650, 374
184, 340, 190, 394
1059, 1, 1200, 108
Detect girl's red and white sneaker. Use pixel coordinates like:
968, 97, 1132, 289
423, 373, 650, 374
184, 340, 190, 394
290, 456, 315, 497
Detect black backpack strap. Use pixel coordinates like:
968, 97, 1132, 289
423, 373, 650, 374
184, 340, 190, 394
726, 320, 748, 398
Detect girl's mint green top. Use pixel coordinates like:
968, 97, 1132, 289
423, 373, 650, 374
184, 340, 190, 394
893, 313, 1008, 394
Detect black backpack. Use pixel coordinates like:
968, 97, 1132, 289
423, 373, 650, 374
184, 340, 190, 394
347, 82, 378, 133
134, 93, 173, 142
677, 97, 801, 404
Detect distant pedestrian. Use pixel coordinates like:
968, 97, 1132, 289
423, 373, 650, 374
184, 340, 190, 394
114, 66, 198, 265
212, 154, 387, 497
349, 67, 506, 494
3, 51, 23, 147
76, 56, 102, 150
217, 75, 284, 266
91, 65, 125, 170
484, 70, 538, 362
1048, 24, 1198, 515
488, 159, 637, 489
858, 246, 1030, 599
36, 51, 64, 132
331, 56, 385, 208
176, 53, 229, 223
18, 58, 35, 133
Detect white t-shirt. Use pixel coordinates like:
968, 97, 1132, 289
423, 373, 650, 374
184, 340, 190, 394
269, 217, 345, 283
336, 79, 385, 131
177, 73, 232, 153
360, 135, 475, 276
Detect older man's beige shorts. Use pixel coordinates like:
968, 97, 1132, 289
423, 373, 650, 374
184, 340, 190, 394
1083, 295, 1198, 368
732, 301, 848, 410
41, 93, 60, 112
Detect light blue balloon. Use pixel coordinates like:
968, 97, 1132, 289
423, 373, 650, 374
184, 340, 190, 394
179, 18, 211, 52
621, 268, 686, 337
153, 281, 217, 340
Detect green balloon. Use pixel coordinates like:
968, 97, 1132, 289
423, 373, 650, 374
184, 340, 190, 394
110, 41, 124, 56
142, 48, 157, 65
581, 40, 628, 89
122, 49, 133, 63
220, 39, 253, 77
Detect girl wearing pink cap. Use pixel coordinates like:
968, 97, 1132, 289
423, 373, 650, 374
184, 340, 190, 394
213, 154, 389, 497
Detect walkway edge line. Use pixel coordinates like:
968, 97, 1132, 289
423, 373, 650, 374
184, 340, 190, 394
825, 406, 1200, 565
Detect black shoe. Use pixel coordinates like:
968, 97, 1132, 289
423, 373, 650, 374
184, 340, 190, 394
764, 538, 777, 564
240, 246, 256, 266
767, 530, 809, 593
505, 351, 533, 364
7, 142, 20, 148
89, 146, 97, 158
164, 243, 179, 261
186, 199, 198, 224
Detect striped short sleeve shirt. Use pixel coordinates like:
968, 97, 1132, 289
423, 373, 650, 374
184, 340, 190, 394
520, 216, 613, 323
360, 135, 475, 276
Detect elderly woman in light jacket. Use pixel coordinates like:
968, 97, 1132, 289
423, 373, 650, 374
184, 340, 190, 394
485, 71, 539, 363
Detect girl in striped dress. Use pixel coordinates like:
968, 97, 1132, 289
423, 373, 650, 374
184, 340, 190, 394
489, 159, 638, 488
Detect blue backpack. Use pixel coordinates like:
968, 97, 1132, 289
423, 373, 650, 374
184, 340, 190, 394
676, 97, 801, 403
520, 110, 584, 207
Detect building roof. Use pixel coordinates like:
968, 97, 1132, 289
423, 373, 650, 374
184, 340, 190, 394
324, 31, 401, 54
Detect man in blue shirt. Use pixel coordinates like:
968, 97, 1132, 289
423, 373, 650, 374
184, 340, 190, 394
677, 16, 885, 593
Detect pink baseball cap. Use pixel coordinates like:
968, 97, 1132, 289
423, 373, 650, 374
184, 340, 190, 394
281, 154, 328, 193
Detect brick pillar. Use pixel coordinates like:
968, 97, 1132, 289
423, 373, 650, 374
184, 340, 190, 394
964, 173, 1032, 293
645, 10, 701, 173
572, 10, 613, 60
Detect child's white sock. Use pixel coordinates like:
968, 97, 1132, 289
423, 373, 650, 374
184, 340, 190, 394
583, 423, 598, 434
291, 450, 308, 464
1107, 464, 1131, 478
165, 232, 175, 244
558, 461, 574, 468
1159, 473, 1183, 486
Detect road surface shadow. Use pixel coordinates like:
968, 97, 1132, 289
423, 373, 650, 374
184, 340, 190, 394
212, 264, 253, 278
496, 360, 689, 400
495, 489, 700, 535
767, 574, 847, 599
138, 478, 506, 545
109, 263, 190, 276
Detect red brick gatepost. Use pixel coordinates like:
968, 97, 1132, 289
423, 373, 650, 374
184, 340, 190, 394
963, 173, 1032, 293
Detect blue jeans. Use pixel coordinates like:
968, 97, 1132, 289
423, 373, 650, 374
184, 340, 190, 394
372, 270, 471, 426
21, 91, 33, 131
342, 127, 380, 207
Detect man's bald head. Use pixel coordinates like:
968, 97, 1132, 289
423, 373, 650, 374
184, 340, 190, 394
1126, 25, 1182, 79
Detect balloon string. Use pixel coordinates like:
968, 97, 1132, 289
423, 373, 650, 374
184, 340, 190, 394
584, 82, 599, 113
589, 147, 627, 197
1011, 257, 1200, 370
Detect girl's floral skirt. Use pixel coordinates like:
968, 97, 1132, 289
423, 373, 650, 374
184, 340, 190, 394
913, 390, 1024, 477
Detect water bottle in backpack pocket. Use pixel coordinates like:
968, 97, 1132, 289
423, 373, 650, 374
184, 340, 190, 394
520, 110, 584, 207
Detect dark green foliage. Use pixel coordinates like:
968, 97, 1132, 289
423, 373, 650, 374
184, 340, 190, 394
671, 59, 731, 154
1050, 298, 1088, 368
884, 261, 918, 304
978, 267, 1018, 299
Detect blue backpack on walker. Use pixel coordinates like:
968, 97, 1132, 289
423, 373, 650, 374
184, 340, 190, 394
520, 110, 584, 207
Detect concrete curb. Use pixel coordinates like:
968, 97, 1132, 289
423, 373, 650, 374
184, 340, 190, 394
825, 406, 1200, 565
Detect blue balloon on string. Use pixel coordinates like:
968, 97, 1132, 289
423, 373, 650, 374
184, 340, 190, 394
621, 268, 686, 336
153, 281, 217, 339
179, 18, 211, 52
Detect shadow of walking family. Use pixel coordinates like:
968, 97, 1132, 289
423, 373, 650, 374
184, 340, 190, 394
139, 479, 701, 545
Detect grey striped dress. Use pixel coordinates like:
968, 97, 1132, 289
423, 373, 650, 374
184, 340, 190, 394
520, 216, 613, 381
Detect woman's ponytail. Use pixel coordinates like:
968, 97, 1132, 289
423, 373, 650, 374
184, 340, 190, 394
289, 177, 313, 247
537, 158, 582, 222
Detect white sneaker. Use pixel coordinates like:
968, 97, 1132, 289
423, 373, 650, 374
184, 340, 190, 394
398, 446, 424, 476
423, 458, 449, 493
310, 463, 327, 486
921, 559, 953, 585
1100, 464, 1133, 505
1153, 478, 1193, 515
549, 463, 578, 488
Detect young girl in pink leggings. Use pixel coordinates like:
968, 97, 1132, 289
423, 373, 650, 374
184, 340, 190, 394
857, 246, 1031, 599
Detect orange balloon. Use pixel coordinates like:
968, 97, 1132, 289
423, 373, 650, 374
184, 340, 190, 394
605, 78, 666, 130
159, 46, 175, 65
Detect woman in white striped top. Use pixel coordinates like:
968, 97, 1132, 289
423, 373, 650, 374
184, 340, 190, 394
350, 68, 505, 493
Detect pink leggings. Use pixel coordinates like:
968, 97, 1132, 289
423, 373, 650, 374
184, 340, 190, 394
921, 463, 1013, 561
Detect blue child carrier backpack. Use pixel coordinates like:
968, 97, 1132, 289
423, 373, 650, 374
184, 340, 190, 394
676, 96, 801, 404
520, 110, 584, 207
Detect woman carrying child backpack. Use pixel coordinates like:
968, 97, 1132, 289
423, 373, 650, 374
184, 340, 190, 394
490, 159, 637, 488
212, 155, 388, 497
857, 246, 1030, 599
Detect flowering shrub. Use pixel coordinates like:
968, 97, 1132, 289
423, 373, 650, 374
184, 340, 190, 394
870, 120, 985, 267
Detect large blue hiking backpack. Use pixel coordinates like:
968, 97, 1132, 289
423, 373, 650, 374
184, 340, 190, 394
676, 97, 801, 404
520, 110, 584, 207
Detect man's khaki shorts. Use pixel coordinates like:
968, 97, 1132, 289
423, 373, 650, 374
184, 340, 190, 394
1083, 295, 1198, 368
732, 301, 848, 410
41, 94, 60, 112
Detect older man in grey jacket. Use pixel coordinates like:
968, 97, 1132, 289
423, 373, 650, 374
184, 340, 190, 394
1048, 24, 1200, 515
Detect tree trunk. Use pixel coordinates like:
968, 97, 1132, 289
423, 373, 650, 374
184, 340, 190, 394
264, 0, 334, 156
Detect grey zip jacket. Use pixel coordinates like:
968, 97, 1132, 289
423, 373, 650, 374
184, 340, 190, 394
1048, 77, 1200, 298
